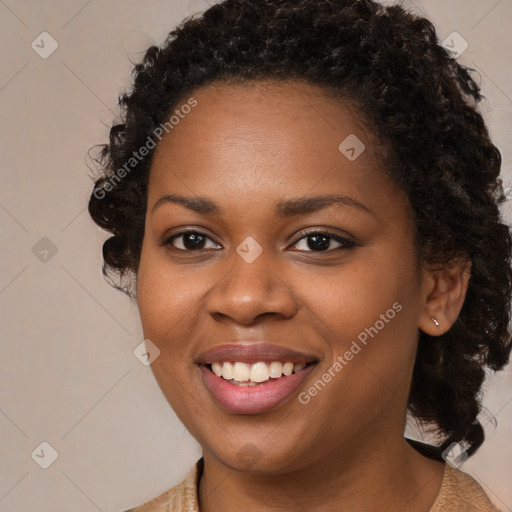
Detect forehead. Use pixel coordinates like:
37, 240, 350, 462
149, 81, 400, 216
157, 80, 376, 150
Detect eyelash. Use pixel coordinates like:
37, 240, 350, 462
162, 229, 357, 253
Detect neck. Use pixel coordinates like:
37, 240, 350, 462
198, 434, 445, 512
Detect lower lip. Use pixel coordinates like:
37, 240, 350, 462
199, 364, 316, 414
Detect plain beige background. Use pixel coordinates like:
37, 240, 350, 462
0, 1, 511, 511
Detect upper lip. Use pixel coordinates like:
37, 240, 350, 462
195, 342, 319, 365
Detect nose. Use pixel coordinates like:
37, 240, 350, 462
205, 253, 299, 325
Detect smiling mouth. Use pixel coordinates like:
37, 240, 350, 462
196, 342, 320, 413
205, 360, 317, 386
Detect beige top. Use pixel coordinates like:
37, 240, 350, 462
126, 458, 501, 512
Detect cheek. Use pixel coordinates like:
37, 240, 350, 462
294, 254, 420, 401
294, 253, 413, 341
136, 246, 205, 417
136, 245, 204, 339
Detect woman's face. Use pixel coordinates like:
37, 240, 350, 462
136, 80, 429, 473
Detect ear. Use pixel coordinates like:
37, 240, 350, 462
418, 258, 472, 336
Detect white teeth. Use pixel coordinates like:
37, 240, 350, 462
283, 362, 294, 376
212, 362, 223, 377
250, 362, 270, 382
233, 362, 250, 382
269, 361, 283, 378
210, 360, 310, 383
222, 362, 234, 380
294, 363, 306, 373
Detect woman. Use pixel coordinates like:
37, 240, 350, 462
88, 0, 511, 510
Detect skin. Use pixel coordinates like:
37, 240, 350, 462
136, 80, 471, 512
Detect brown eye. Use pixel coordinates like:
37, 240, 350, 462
166, 231, 221, 251
290, 231, 356, 252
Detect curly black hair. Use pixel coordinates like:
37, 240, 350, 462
88, 0, 512, 458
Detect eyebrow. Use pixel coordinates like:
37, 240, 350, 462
151, 193, 375, 217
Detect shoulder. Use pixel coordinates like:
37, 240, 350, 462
430, 463, 501, 512
124, 459, 202, 512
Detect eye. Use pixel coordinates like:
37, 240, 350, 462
164, 230, 221, 251
289, 231, 356, 252
163, 229, 356, 253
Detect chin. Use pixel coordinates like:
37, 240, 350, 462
204, 437, 313, 475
